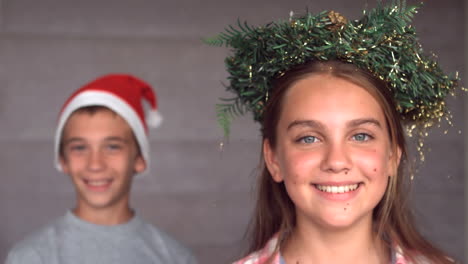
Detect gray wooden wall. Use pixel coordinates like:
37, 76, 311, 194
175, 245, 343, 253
0, 0, 464, 263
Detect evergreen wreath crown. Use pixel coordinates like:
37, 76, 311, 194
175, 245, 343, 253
205, 1, 460, 138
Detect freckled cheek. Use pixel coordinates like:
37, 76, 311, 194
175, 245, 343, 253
355, 149, 389, 179
282, 152, 320, 185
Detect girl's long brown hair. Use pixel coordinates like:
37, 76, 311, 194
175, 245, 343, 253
245, 60, 453, 263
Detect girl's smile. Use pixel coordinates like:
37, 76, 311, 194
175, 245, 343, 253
312, 182, 362, 201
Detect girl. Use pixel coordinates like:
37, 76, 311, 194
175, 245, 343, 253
206, 2, 459, 263
236, 60, 453, 264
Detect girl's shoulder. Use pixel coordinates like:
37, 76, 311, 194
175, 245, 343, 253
233, 236, 448, 264
233, 235, 280, 264
393, 246, 455, 264
394, 246, 411, 264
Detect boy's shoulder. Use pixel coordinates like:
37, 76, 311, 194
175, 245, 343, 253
135, 217, 196, 262
6, 216, 65, 264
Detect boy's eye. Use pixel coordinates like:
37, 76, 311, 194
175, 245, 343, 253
352, 133, 371, 142
106, 144, 123, 150
299, 136, 319, 144
69, 145, 87, 152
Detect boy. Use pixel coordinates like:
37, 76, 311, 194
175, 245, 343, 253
6, 74, 196, 264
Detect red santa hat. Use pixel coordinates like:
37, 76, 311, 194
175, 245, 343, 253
54, 74, 162, 172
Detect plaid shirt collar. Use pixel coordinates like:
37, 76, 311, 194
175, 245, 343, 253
233, 234, 410, 264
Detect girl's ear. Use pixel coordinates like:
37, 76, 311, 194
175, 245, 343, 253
263, 139, 284, 182
389, 145, 402, 177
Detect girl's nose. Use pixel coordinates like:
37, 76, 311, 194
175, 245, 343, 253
320, 142, 352, 174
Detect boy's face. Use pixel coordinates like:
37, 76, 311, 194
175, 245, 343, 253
59, 108, 145, 212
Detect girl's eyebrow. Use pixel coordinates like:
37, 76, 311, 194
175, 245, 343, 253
287, 120, 325, 131
347, 118, 382, 128
287, 118, 382, 131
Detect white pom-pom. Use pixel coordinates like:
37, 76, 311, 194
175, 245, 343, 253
146, 110, 163, 128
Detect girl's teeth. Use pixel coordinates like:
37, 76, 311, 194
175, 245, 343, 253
315, 184, 359, 194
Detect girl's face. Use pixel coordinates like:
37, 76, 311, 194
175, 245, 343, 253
264, 74, 400, 231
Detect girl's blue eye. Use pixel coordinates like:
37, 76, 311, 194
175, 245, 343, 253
353, 133, 371, 142
300, 136, 318, 144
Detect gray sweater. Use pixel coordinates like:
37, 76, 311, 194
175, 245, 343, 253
6, 211, 197, 264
